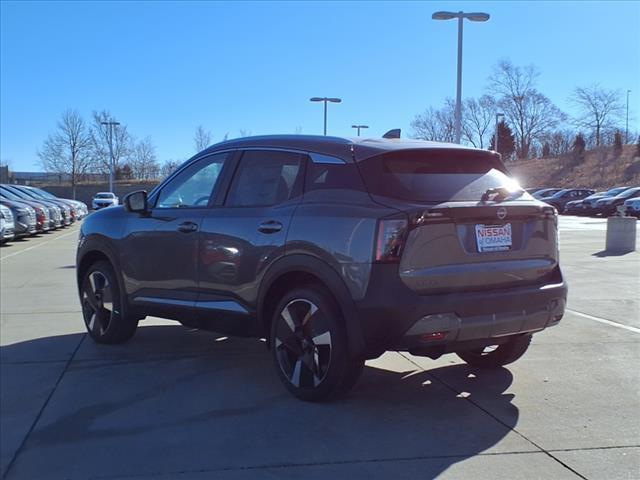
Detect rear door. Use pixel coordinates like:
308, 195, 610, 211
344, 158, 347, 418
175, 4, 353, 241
357, 149, 559, 293
196, 149, 306, 334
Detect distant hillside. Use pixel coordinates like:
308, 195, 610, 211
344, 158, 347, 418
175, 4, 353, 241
508, 144, 640, 190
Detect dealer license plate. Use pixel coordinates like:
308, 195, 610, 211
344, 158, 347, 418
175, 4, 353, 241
475, 223, 512, 252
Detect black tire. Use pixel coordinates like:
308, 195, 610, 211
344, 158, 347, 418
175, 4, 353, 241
80, 260, 138, 344
456, 334, 532, 368
270, 286, 364, 402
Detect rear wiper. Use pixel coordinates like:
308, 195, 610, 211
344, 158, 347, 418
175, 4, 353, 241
481, 187, 525, 203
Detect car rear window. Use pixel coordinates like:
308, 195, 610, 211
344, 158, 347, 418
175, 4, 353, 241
357, 149, 518, 202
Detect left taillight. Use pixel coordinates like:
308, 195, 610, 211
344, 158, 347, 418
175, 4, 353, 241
374, 216, 408, 263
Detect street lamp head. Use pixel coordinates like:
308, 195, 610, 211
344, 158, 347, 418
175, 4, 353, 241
351, 125, 369, 129
432, 11, 457, 20
465, 12, 490, 22
327, 98, 342, 103
310, 97, 324, 102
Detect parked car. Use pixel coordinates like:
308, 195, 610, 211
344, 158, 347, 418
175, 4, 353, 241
77, 135, 567, 401
0, 187, 50, 233
581, 186, 632, 215
532, 188, 564, 199
0, 204, 16, 243
0, 200, 36, 237
624, 198, 640, 218
14, 185, 78, 225
593, 187, 640, 216
2, 184, 63, 229
544, 188, 596, 213
92, 192, 119, 210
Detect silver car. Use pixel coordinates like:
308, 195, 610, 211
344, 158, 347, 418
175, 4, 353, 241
0, 204, 15, 243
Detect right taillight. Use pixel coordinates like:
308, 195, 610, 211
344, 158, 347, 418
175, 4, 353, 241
374, 217, 408, 263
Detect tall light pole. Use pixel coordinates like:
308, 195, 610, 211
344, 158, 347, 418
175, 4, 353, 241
310, 97, 342, 135
100, 120, 120, 193
626, 90, 631, 144
432, 11, 490, 144
495, 113, 504, 154
351, 124, 369, 136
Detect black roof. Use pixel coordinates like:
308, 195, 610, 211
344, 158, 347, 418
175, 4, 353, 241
202, 134, 489, 162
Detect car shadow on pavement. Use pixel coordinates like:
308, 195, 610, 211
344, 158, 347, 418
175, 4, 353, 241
591, 249, 637, 257
1, 325, 519, 479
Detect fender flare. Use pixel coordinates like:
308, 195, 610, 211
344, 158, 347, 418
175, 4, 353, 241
76, 236, 131, 317
257, 254, 366, 358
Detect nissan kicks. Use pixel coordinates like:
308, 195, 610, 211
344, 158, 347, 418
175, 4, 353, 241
76, 135, 567, 401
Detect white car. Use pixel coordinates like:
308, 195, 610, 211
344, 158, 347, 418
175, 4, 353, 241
624, 197, 640, 218
1, 204, 16, 243
92, 192, 119, 210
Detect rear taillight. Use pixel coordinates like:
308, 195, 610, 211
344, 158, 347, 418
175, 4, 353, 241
374, 217, 408, 263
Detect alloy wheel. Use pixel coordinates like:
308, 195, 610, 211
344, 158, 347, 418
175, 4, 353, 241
82, 270, 114, 336
274, 299, 332, 389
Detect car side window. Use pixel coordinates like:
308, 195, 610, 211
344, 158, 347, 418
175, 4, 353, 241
156, 152, 229, 209
226, 151, 303, 207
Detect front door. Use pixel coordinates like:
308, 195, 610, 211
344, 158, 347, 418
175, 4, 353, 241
122, 152, 233, 319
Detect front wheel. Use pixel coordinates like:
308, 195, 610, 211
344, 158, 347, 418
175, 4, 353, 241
80, 261, 138, 344
456, 334, 532, 368
270, 286, 364, 402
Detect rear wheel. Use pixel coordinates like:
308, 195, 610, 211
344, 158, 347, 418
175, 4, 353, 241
456, 334, 532, 368
81, 261, 138, 344
270, 286, 364, 402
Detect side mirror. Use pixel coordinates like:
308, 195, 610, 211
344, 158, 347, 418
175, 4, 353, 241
124, 190, 148, 213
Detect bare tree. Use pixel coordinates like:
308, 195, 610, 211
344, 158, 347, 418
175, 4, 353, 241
194, 125, 212, 152
462, 95, 496, 148
38, 110, 92, 198
238, 129, 252, 138
570, 85, 624, 147
489, 59, 565, 159
411, 99, 456, 143
161, 159, 182, 178
90, 110, 133, 175
542, 129, 575, 157
131, 137, 160, 180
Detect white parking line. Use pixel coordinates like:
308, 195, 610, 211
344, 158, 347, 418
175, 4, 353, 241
0, 229, 78, 261
567, 308, 640, 334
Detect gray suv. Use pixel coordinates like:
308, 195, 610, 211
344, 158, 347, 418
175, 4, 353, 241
76, 135, 567, 401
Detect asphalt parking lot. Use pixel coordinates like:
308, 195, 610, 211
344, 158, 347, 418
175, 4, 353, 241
1, 217, 638, 480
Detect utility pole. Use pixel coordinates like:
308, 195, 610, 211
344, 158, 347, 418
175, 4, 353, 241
310, 97, 342, 135
101, 120, 120, 193
495, 113, 504, 155
626, 90, 631, 144
432, 11, 490, 144
351, 125, 369, 136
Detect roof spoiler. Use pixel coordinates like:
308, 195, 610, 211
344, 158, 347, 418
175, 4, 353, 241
382, 128, 401, 139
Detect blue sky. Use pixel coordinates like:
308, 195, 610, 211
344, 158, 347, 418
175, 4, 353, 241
1, 0, 639, 171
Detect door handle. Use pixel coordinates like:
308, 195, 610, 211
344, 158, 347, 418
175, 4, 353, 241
258, 220, 283, 234
177, 221, 199, 233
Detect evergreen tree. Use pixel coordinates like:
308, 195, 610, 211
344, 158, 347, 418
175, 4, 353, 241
489, 121, 516, 160
573, 133, 586, 157
613, 131, 623, 156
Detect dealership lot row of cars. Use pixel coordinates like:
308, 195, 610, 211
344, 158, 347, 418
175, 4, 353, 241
528, 186, 640, 217
0, 184, 88, 244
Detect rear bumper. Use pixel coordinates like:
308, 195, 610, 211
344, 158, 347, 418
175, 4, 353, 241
353, 264, 567, 357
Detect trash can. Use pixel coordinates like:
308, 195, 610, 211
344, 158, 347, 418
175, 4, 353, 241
606, 216, 637, 253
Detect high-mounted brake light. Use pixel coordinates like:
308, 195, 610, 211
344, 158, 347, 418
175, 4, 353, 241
374, 217, 408, 263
